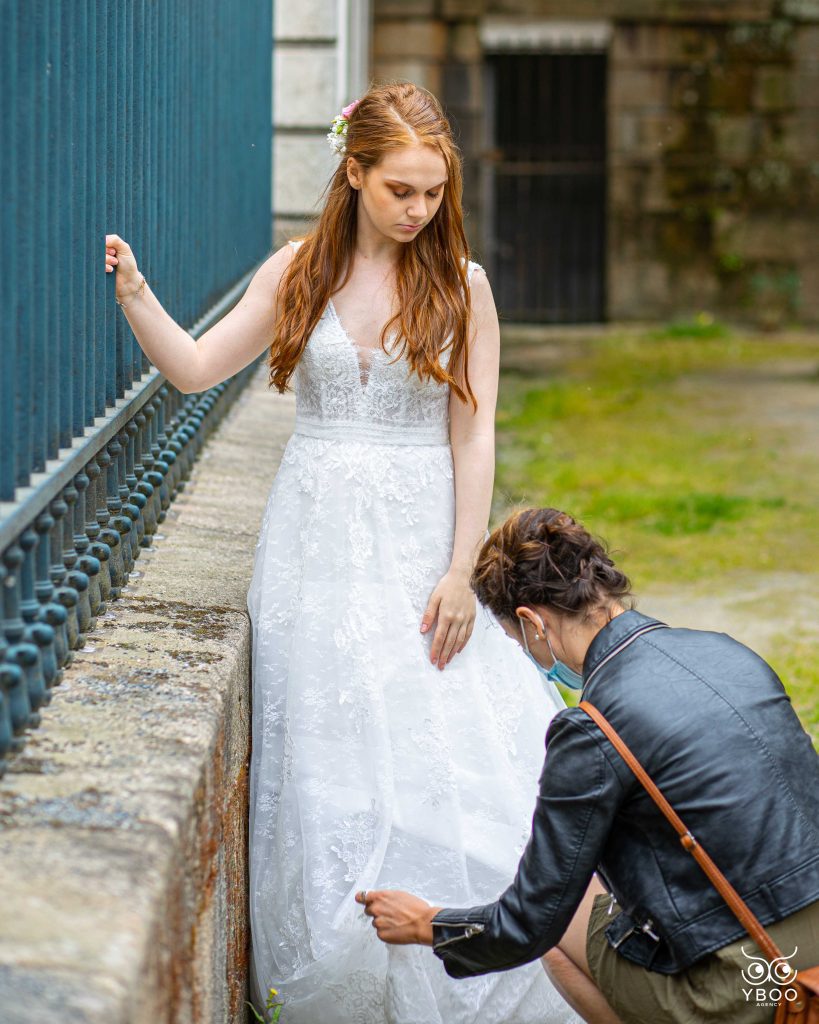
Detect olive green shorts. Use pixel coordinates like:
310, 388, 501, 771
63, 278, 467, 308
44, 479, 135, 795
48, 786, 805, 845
586, 893, 819, 1024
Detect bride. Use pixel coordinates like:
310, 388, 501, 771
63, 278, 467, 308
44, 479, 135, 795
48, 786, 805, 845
244, 82, 592, 1024
104, 81, 590, 1023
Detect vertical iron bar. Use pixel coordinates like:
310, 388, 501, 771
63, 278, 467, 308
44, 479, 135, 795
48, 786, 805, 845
85, 0, 97, 428
74, 3, 88, 437
16, 9, 34, 481
133, 0, 145, 380
106, 2, 117, 409
115, 0, 126, 399
31, 1, 47, 473
124, 0, 134, 390
1, 2, 19, 500
60, 3, 75, 449
94, 0, 107, 420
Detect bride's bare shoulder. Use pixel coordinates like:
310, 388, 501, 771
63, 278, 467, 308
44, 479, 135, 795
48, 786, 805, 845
249, 239, 302, 296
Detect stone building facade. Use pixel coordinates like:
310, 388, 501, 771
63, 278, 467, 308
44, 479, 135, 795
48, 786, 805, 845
273, 0, 372, 244
371, 1, 819, 327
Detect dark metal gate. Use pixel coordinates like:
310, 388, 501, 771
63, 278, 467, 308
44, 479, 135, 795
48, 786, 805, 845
484, 50, 607, 323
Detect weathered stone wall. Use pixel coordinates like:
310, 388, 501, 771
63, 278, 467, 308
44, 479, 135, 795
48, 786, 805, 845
371, 0, 819, 326
609, 13, 819, 327
0, 369, 296, 1023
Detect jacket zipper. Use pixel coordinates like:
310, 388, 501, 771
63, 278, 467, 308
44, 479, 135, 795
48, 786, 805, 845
641, 918, 660, 941
610, 916, 660, 949
432, 921, 487, 948
586, 623, 667, 953
583, 622, 669, 690
611, 925, 636, 949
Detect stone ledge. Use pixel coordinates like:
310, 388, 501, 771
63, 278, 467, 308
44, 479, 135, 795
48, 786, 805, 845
0, 366, 296, 1024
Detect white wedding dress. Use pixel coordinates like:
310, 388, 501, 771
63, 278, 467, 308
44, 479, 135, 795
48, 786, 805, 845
246, 241, 581, 1024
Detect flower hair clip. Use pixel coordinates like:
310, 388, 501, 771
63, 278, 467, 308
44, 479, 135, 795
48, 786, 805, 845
327, 99, 361, 157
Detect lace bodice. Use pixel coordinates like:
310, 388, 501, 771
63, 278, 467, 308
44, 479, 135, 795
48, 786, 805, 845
288, 239, 484, 445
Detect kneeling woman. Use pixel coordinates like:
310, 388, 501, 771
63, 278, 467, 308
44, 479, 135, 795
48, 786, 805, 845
357, 507, 819, 1024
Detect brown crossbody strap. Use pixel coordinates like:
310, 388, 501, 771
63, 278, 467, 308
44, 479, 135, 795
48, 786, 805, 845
578, 700, 784, 962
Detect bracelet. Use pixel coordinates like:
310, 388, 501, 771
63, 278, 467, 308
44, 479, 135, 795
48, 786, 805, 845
116, 275, 147, 308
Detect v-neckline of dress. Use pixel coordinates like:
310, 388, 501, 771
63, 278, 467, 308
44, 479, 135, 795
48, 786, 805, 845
326, 298, 396, 391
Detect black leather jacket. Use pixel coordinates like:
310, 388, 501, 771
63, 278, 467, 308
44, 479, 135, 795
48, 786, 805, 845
431, 610, 819, 977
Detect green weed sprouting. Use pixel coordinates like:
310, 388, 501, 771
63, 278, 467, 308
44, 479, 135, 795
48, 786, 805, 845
647, 311, 732, 340
246, 984, 284, 1022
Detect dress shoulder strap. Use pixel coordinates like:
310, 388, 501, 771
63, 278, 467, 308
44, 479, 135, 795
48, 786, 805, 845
288, 239, 304, 251
465, 258, 484, 283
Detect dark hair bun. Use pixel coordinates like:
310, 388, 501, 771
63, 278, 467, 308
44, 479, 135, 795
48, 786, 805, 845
471, 507, 633, 620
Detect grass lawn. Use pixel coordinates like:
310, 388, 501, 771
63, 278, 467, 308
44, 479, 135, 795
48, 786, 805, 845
491, 318, 819, 745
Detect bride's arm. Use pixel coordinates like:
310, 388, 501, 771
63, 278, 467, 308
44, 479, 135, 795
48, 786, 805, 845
448, 267, 500, 576
420, 267, 500, 669
107, 236, 296, 394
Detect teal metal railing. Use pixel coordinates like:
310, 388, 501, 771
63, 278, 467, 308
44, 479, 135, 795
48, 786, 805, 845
0, 1, 274, 773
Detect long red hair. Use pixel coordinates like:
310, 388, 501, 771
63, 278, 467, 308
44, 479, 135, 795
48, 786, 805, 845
267, 81, 478, 410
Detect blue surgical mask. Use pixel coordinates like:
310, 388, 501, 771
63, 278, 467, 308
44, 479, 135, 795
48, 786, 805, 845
518, 614, 585, 691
